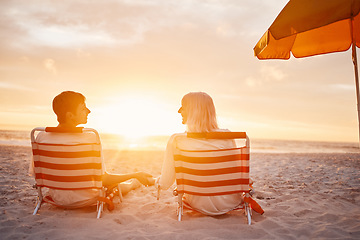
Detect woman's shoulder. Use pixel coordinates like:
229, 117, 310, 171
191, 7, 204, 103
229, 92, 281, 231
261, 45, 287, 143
214, 128, 231, 132
170, 130, 231, 142
170, 132, 187, 137
167, 132, 187, 145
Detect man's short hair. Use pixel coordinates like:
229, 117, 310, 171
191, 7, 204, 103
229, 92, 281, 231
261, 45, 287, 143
52, 91, 86, 124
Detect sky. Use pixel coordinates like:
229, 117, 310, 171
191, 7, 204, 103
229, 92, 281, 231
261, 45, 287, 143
0, 0, 359, 143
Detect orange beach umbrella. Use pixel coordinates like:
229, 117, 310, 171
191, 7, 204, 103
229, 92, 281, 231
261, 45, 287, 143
254, 0, 360, 144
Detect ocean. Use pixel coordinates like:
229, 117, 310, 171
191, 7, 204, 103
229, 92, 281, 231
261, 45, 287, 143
1, 129, 359, 154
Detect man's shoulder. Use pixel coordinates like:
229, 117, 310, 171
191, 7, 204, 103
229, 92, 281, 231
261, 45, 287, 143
36, 130, 99, 144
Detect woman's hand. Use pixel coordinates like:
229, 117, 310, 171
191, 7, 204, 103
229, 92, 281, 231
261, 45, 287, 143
134, 172, 155, 186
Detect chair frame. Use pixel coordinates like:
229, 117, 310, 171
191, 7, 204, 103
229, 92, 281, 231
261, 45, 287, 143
174, 132, 252, 224
31, 127, 106, 218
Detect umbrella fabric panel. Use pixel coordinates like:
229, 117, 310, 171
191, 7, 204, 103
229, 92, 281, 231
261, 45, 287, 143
291, 19, 353, 58
254, 0, 360, 59
255, 19, 355, 59
269, 0, 360, 40
254, 31, 294, 59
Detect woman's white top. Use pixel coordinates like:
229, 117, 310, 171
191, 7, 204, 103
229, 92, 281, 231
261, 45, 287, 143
159, 130, 244, 215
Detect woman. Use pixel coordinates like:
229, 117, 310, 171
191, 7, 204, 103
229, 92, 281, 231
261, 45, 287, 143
157, 92, 244, 215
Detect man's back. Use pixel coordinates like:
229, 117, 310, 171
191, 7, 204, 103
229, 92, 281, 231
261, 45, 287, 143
31, 129, 105, 208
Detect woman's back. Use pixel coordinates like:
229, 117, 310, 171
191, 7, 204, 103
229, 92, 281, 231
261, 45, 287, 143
160, 130, 244, 215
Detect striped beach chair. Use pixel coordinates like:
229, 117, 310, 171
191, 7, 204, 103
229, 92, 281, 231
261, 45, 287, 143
30, 127, 106, 218
173, 132, 263, 224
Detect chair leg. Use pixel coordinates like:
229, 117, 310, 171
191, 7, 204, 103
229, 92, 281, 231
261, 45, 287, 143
33, 198, 42, 215
244, 192, 254, 225
157, 185, 160, 200
244, 193, 252, 225
33, 185, 43, 215
244, 202, 252, 225
97, 201, 103, 219
178, 204, 183, 221
177, 194, 183, 221
97, 187, 106, 219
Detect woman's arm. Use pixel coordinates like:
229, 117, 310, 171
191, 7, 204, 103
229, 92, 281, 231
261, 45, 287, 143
158, 134, 177, 190
103, 171, 154, 187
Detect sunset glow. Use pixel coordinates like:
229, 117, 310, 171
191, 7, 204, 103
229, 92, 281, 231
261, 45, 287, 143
89, 94, 184, 139
0, 0, 358, 143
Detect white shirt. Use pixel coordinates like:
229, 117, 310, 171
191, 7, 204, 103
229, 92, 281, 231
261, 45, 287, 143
159, 130, 244, 215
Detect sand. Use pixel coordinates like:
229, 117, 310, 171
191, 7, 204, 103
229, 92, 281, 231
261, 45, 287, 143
1, 144, 359, 239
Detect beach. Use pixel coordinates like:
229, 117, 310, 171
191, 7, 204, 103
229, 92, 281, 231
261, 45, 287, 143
0, 142, 359, 240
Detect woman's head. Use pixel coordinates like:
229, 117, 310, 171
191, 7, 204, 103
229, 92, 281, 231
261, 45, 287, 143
178, 92, 218, 132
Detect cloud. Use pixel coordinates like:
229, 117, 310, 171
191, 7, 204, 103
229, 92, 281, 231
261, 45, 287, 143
0, 0, 288, 50
1, 1, 147, 48
246, 65, 287, 87
260, 65, 287, 82
0, 82, 34, 91
245, 77, 262, 87
23, 23, 118, 47
76, 49, 91, 58
43, 58, 57, 75
331, 84, 355, 91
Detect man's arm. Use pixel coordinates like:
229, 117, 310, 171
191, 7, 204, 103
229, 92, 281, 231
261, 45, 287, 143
102, 171, 154, 187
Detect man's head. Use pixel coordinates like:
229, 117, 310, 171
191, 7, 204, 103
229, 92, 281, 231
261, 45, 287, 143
52, 91, 91, 127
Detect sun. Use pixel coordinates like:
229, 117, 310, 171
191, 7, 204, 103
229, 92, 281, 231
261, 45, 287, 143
89, 94, 184, 139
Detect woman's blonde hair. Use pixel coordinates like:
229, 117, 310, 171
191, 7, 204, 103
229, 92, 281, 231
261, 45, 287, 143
181, 92, 218, 132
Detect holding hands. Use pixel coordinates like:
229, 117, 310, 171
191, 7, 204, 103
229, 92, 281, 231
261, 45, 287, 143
134, 172, 155, 186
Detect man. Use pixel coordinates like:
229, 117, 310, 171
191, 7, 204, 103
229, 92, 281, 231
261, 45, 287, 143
31, 91, 154, 208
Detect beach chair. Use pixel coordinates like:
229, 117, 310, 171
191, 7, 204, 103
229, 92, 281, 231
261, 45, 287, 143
30, 127, 112, 218
172, 132, 263, 224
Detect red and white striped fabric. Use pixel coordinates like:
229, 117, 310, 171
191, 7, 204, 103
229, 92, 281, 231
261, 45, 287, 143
174, 144, 250, 196
31, 129, 103, 191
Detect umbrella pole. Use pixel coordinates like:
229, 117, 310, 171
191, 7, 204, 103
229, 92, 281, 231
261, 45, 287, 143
351, 15, 360, 146
352, 42, 360, 146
